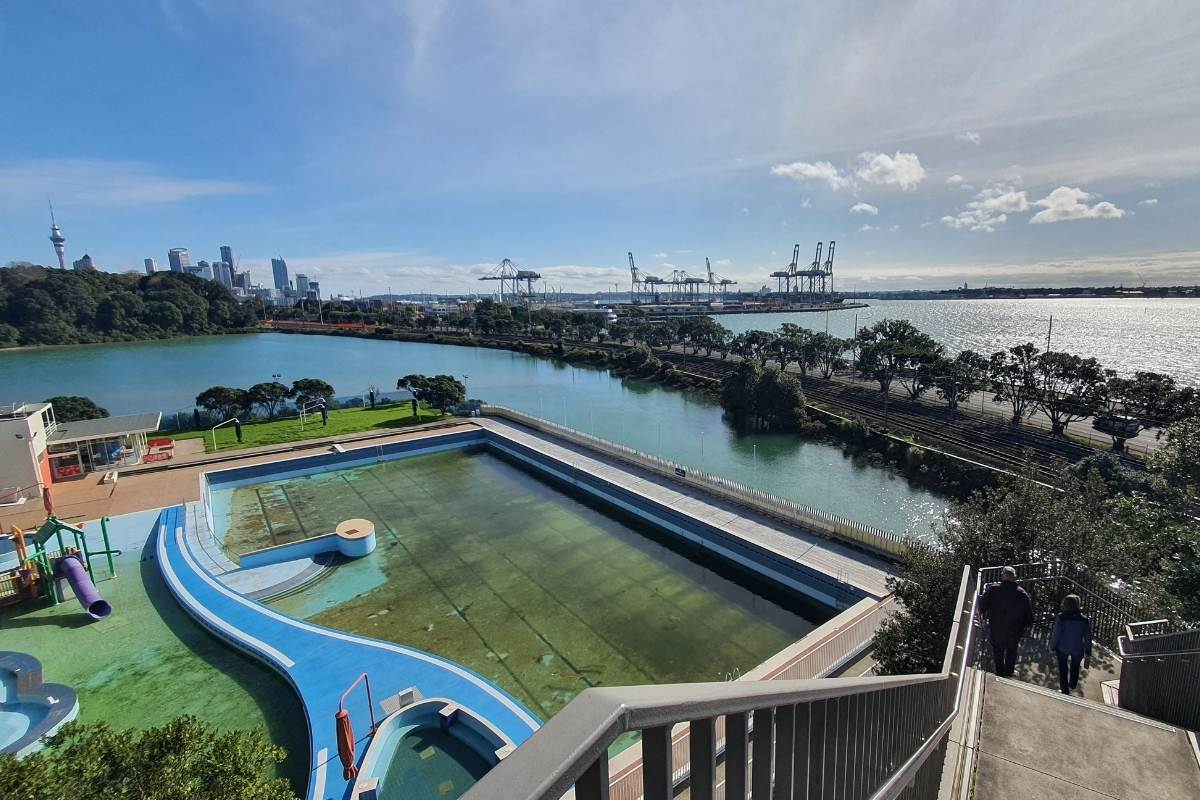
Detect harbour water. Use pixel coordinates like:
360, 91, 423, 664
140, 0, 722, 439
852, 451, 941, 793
0, 333, 945, 535
717, 297, 1200, 385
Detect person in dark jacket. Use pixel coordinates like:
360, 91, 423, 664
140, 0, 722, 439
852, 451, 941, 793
1050, 594, 1093, 694
978, 566, 1034, 678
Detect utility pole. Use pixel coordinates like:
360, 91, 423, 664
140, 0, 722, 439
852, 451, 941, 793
1046, 315, 1053, 350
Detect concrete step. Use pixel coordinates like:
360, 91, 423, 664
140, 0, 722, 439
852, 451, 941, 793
971, 675, 1200, 800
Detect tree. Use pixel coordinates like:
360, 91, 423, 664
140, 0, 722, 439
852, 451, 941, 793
0, 717, 296, 800
1101, 371, 1180, 449
934, 350, 988, 411
720, 361, 807, 432
810, 333, 848, 379
1149, 417, 1200, 502
396, 374, 466, 412
1035, 351, 1107, 435
854, 319, 938, 395
248, 382, 294, 419
775, 324, 815, 376
290, 378, 335, 409
988, 343, 1041, 424
195, 386, 251, 421
45, 395, 109, 422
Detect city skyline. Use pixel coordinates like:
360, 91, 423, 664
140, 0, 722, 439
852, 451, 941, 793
2, 2, 1198, 295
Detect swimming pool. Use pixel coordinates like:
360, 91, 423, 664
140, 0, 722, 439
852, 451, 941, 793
209, 446, 833, 721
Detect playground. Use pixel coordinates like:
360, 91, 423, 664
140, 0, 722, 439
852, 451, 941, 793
0, 509, 307, 787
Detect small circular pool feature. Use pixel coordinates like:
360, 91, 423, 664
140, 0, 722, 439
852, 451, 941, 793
335, 518, 377, 558
379, 727, 492, 799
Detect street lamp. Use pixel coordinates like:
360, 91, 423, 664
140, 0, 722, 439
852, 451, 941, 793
752, 444, 758, 484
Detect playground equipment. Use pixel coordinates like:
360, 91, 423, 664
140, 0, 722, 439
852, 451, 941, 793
0, 516, 117, 617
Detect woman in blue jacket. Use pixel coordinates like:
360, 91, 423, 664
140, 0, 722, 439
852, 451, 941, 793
1050, 594, 1093, 694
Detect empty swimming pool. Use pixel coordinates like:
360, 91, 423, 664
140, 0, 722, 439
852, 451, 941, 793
210, 447, 833, 720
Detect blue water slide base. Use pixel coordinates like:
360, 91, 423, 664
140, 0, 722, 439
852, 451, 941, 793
154, 505, 539, 800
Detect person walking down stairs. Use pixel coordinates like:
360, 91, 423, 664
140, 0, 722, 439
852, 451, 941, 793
1050, 594, 1094, 695
978, 566, 1034, 678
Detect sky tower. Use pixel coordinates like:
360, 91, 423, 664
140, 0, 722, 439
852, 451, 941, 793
48, 199, 66, 269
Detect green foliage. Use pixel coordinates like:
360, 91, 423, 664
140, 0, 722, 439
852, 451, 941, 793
933, 350, 987, 410
874, 435, 1200, 674
988, 342, 1041, 423
195, 386, 251, 421
290, 378, 335, 408
0, 265, 255, 346
720, 361, 808, 432
0, 717, 296, 800
854, 319, 941, 396
44, 395, 109, 422
248, 382, 294, 419
396, 374, 467, 411
1035, 350, 1107, 434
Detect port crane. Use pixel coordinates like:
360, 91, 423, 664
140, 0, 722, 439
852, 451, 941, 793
479, 258, 541, 304
705, 257, 738, 300
628, 252, 663, 304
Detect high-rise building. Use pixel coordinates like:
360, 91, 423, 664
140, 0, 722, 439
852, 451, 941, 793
295, 273, 310, 296
307, 280, 320, 300
271, 257, 289, 291
219, 245, 234, 267
213, 261, 233, 289
168, 248, 190, 272
72, 254, 96, 271
48, 201, 66, 269
144, 258, 157, 275
195, 260, 214, 281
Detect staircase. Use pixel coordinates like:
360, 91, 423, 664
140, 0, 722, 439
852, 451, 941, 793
968, 675, 1200, 799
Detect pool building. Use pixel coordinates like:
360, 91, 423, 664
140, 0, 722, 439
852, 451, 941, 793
3, 410, 918, 799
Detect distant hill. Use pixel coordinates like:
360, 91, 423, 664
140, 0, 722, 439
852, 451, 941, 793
0, 264, 257, 348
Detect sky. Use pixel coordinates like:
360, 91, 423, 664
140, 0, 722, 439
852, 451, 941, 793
2, 1, 1199, 295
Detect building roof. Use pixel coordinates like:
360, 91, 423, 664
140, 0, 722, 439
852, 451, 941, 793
48, 412, 162, 444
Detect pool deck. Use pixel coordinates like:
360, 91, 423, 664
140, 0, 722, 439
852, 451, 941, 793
477, 417, 892, 600
155, 504, 542, 800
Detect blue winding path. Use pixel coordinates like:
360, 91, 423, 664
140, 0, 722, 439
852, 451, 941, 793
154, 505, 540, 800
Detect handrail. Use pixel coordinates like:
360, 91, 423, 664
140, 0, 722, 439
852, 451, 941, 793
210, 417, 240, 452
462, 566, 978, 800
480, 404, 911, 558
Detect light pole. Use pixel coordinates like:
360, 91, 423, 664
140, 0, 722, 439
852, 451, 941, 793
700, 430, 706, 461
752, 444, 757, 485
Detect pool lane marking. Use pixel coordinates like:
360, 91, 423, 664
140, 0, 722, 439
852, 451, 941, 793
173, 519, 541, 733
157, 522, 296, 668
359, 468, 627, 688
311, 748, 327, 800
339, 471, 547, 711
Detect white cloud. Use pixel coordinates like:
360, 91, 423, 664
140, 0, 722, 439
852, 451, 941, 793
0, 158, 257, 208
849, 201, 879, 215
858, 223, 879, 232
920, 221, 935, 228
740, 206, 750, 214
890, 224, 901, 232
1029, 186, 1126, 224
855, 151, 926, 190
715, 258, 732, 267
801, 197, 812, 208
653, 252, 669, 259
769, 160, 852, 191
942, 183, 1028, 233
1138, 198, 1158, 207
946, 174, 967, 186
956, 131, 982, 145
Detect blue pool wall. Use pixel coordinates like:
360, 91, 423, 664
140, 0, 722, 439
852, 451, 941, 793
200, 425, 866, 611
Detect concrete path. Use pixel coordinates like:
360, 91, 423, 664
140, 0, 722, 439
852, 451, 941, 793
972, 677, 1200, 800
475, 417, 892, 602
155, 505, 540, 800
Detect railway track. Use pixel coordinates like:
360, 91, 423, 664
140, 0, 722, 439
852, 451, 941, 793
385, 330, 1127, 480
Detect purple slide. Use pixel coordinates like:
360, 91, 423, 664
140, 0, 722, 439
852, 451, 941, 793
53, 554, 112, 620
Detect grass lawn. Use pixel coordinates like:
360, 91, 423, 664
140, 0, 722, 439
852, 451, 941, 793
166, 403, 447, 453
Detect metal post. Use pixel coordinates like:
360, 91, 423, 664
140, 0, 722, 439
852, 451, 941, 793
101, 516, 115, 575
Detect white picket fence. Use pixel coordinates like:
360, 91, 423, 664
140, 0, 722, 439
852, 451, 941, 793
480, 404, 910, 559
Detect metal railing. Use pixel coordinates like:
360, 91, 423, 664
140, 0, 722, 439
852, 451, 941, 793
601, 596, 898, 800
481, 404, 910, 559
1118, 624, 1200, 730
978, 561, 1164, 650
461, 567, 979, 800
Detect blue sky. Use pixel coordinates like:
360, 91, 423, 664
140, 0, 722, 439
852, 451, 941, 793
2, 1, 1198, 294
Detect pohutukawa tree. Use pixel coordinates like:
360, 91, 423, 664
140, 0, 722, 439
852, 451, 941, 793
1034, 351, 1107, 435
988, 343, 1042, 424
933, 350, 988, 411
